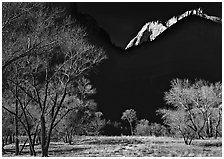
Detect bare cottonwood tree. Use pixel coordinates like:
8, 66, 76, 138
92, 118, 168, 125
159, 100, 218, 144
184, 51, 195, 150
2, 2, 107, 156
158, 79, 222, 145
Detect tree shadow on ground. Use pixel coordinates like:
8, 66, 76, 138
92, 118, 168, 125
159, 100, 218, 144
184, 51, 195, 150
75, 138, 144, 145
4, 144, 90, 156
47, 147, 89, 156
199, 142, 222, 147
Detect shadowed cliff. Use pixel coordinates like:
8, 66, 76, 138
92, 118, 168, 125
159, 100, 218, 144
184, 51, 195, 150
60, 4, 221, 127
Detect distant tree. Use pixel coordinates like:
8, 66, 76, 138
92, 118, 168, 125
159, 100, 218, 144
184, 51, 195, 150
135, 120, 168, 137
157, 79, 222, 145
2, 99, 17, 154
134, 119, 150, 136
212, 104, 222, 138
54, 80, 106, 144
2, 2, 106, 157
86, 111, 106, 136
3, 89, 41, 156
121, 109, 137, 135
2, 109, 14, 147
52, 77, 96, 143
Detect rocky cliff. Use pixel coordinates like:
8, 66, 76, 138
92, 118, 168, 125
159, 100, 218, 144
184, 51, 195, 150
125, 8, 221, 49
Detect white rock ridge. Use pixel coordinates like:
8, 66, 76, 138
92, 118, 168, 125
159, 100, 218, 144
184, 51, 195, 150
125, 8, 221, 50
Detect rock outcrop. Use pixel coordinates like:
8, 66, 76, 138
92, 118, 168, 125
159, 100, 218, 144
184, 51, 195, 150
125, 8, 221, 49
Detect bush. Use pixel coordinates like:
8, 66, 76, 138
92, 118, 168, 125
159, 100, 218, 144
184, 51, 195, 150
135, 119, 150, 136
84, 112, 106, 136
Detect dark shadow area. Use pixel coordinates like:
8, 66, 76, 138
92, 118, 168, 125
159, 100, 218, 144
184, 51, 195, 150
198, 142, 222, 147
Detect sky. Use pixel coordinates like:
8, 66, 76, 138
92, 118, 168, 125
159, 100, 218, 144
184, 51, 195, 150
77, 2, 221, 48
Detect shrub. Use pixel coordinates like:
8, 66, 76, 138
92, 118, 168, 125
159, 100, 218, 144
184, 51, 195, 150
135, 119, 150, 136
134, 120, 168, 137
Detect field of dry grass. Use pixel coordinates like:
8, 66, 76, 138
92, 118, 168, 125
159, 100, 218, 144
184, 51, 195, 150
3, 136, 222, 157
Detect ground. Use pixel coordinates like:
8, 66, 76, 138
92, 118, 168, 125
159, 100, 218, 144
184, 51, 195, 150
3, 136, 222, 157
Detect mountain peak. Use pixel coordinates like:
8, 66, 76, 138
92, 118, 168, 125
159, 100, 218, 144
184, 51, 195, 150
125, 8, 221, 50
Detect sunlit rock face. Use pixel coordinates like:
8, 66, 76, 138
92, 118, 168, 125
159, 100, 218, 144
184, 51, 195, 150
125, 8, 221, 49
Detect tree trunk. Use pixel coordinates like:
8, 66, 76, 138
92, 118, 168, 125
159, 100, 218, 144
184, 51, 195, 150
42, 146, 48, 157
215, 109, 221, 139
206, 116, 212, 138
68, 139, 72, 145
28, 136, 36, 156
209, 119, 213, 137
41, 115, 48, 157
215, 123, 220, 139
9, 135, 12, 144
19, 139, 28, 155
2, 138, 4, 148
197, 131, 204, 140
15, 100, 19, 155
44, 123, 56, 157
62, 136, 66, 143
129, 122, 133, 135
12, 134, 15, 143
2, 137, 5, 155
5, 136, 8, 145
183, 136, 192, 145
68, 132, 72, 145
38, 133, 41, 145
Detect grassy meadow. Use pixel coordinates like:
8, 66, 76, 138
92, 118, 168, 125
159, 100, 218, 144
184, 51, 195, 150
3, 136, 222, 157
